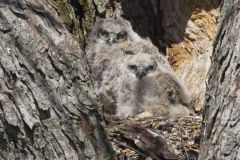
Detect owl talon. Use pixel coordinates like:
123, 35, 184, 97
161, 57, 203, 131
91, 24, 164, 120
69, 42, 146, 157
135, 112, 153, 119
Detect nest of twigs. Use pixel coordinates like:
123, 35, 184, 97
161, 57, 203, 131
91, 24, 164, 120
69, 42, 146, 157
105, 114, 202, 160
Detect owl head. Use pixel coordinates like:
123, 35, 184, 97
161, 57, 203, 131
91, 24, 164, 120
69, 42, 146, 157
126, 52, 157, 79
89, 17, 139, 45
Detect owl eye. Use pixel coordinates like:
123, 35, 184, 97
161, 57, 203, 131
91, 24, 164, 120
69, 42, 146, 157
99, 29, 109, 38
146, 65, 154, 71
128, 65, 137, 70
125, 50, 134, 55
116, 31, 127, 41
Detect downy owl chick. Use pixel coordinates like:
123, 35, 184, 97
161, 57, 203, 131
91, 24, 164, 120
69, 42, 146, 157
86, 17, 141, 83
97, 40, 176, 115
116, 52, 192, 118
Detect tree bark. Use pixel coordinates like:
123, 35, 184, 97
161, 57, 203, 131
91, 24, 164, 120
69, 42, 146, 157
199, 0, 240, 159
0, 0, 114, 159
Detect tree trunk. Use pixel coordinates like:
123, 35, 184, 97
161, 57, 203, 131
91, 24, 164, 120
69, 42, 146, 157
199, 0, 240, 159
0, 0, 114, 159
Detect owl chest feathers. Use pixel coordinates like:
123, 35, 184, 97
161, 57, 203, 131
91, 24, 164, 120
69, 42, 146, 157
87, 16, 192, 118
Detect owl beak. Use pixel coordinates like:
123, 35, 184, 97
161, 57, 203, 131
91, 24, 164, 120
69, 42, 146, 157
107, 35, 115, 44
136, 70, 146, 79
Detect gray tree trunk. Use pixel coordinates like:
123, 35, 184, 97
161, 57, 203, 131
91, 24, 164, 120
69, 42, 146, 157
0, 0, 114, 159
199, 0, 240, 159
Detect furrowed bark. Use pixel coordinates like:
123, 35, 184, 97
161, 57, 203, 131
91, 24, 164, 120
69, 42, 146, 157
199, 0, 240, 159
0, 0, 114, 159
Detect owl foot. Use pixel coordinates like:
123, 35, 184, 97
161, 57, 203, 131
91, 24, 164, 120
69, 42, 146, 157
116, 106, 136, 119
135, 111, 153, 119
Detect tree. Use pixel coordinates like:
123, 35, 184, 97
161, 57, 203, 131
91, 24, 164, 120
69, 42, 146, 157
1, 0, 233, 159
199, 0, 240, 159
0, 0, 114, 159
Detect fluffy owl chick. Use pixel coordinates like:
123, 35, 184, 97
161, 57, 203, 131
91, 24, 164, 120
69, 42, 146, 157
121, 39, 173, 72
97, 40, 176, 116
88, 17, 140, 47
86, 17, 141, 82
116, 53, 192, 118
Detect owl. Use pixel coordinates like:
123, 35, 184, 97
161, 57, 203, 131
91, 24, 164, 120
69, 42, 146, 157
88, 17, 141, 47
116, 52, 192, 118
96, 38, 172, 90
97, 42, 192, 118
86, 17, 141, 84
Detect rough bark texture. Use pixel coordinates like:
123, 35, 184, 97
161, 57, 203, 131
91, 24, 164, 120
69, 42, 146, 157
0, 0, 114, 159
199, 0, 240, 159
52, 0, 115, 47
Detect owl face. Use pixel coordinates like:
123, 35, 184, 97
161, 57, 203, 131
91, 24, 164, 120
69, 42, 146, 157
97, 19, 128, 45
127, 53, 157, 79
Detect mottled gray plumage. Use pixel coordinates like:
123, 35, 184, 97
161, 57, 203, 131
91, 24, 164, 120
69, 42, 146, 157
97, 41, 192, 118
86, 17, 141, 84
86, 16, 191, 118
116, 53, 192, 118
